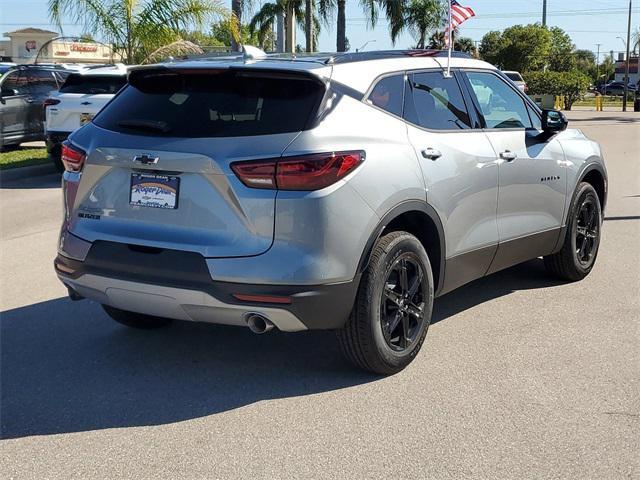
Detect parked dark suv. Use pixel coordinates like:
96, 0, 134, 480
0, 65, 70, 150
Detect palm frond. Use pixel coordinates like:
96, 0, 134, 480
143, 39, 204, 63
48, 0, 123, 45
249, 2, 283, 34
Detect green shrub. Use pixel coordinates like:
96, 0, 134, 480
524, 70, 591, 110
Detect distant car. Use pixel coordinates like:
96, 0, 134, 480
599, 81, 637, 96
0, 62, 17, 76
45, 65, 128, 170
0, 65, 70, 151
502, 71, 527, 93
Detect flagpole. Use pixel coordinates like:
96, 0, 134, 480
446, 0, 452, 77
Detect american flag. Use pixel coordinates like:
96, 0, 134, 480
445, 1, 476, 47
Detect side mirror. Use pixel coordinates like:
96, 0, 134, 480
542, 109, 568, 133
0, 87, 18, 98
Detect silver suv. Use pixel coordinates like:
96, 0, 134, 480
55, 50, 607, 375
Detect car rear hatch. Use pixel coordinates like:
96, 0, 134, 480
46, 73, 127, 132
67, 66, 327, 258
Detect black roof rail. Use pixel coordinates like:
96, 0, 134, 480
325, 49, 472, 65
171, 49, 472, 67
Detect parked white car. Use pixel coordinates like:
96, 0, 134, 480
45, 64, 128, 170
502, 71, 528, 93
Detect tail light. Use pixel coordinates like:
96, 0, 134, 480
231, 151, 365, 191
61, 142, 86, 172
43, 98, 60, 108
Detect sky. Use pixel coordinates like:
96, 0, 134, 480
0, 0, 637, 61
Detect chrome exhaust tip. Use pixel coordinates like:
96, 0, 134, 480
67, 285, 84, 301
245, 313, 275, 334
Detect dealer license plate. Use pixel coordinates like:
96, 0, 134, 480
130, 173, 179, 209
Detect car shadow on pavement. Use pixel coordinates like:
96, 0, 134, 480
569, 116, 639, 124
1, 259, 564, 440
0, 297, 379, 439
431, 259, 565, 324
0, 173, 61, 190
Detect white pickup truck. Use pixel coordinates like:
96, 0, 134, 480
45, 65, 128, 170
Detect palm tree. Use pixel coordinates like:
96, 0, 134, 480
363, 0, 406, 44
250, 0, 325, 53
332, 0, 418, 52
455, 36, 476, 56
333, 1, 407, 53
336, 0, 346, 51
49, 0, 234, 64
231, 0, 243, 51
305, 0, 313, 52
392, 0, 444, 49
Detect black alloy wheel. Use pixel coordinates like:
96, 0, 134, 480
380, 254, 427, 352
575, 196, 600, 267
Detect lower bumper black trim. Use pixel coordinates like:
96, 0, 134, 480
55, 241, 359, 330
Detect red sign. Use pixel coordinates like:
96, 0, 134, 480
71, 44, 98, 52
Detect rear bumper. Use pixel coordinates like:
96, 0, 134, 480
54, 242, 359, 331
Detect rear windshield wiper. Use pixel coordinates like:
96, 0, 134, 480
117, 119, 172, 134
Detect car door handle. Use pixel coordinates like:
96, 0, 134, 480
421, 148, 442, 160
500, 150, 517, 162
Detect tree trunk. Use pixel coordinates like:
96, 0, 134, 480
337, 0, 346, 52
285, 4, 296, 53
305, 0, 313, 52
231, 0, 242, 52
276, 12, 285, 53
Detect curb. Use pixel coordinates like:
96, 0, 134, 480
0, 163, 58, 183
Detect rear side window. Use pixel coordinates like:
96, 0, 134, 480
404, 71, 471, 130
94, 69, 325, 138
1, 71, 27, 95
25, 69, 60, 95
60, 74, 127, 94
366, 74, 404, 117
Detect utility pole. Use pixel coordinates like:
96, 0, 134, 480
623, 0, 632, 112
596, 43, 602, 83
542, 0, 547, 26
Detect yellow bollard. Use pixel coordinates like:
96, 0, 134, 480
554, 95, 565, 110
595, 95, 603, 111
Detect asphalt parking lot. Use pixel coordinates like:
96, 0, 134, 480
1, 110, 638, 479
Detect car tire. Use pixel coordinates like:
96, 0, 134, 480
50, 147, 64, 172
102, 304, 173, 329
337, 231, 434, 375
0, 143, 19, 153
544, 182, 602, 281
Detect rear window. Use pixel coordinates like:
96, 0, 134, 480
93, 68, 325, 138
504, 72, 524, 82
59, 74, 127, 94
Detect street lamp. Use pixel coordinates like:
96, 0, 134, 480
616, 36, 627, 48
356, 40, 376, 52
